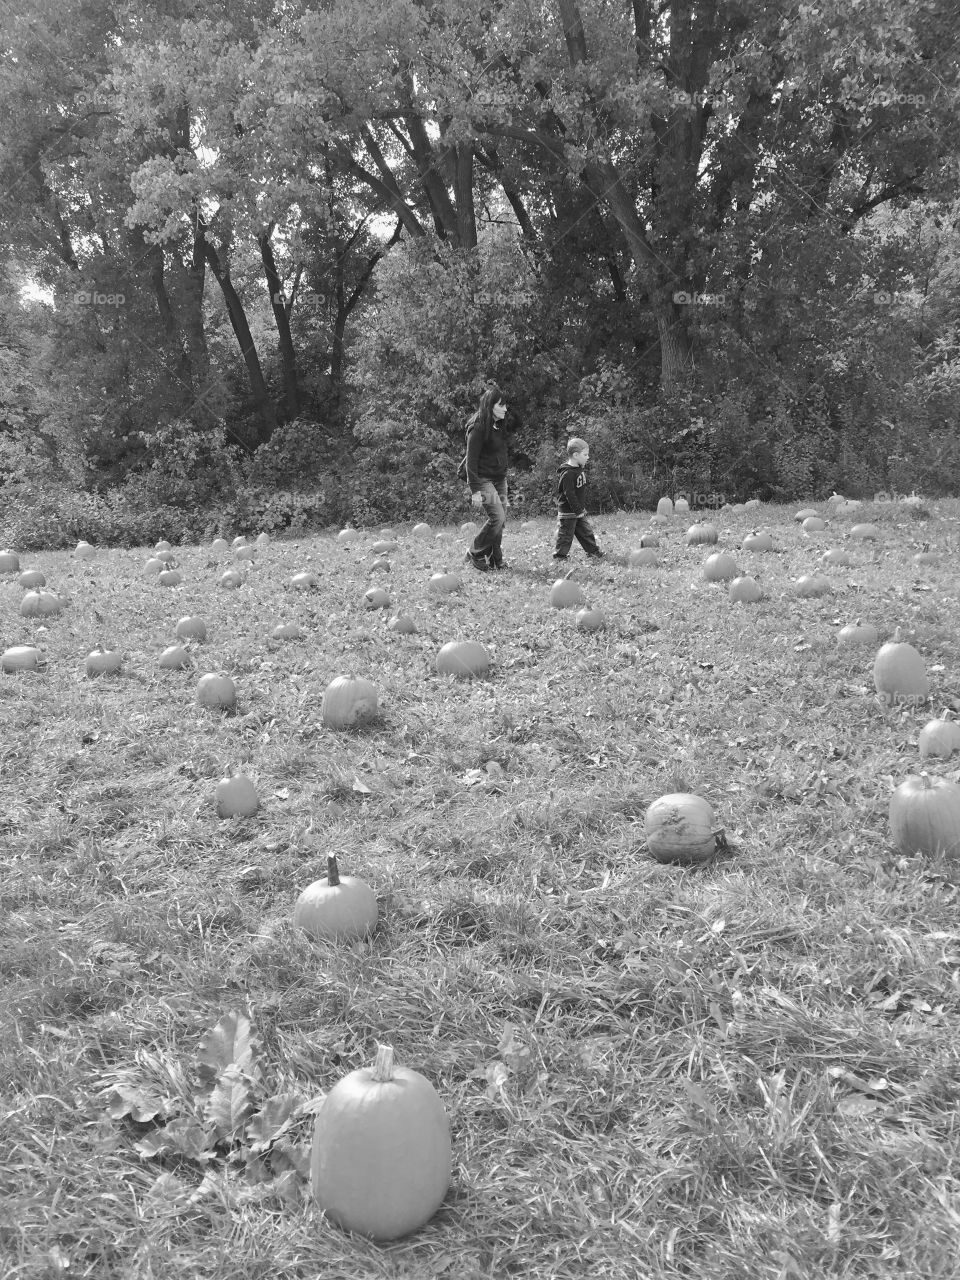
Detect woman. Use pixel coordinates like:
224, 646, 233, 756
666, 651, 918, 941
463, 385, 510, 571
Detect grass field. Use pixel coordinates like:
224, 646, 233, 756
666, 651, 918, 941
3, 500, 960, 1279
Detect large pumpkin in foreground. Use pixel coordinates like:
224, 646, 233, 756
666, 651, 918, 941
311, 1043, 451, 1240
644, 793, 718, 864
889, 774, 960, 859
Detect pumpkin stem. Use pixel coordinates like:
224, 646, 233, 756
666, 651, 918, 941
326, 855, 341, 887
372, 1042, 395, 1082
893, 626, 902, 643
563, 568, 576, 581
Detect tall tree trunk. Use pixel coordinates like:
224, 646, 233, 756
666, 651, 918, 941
259, 229, 301, 423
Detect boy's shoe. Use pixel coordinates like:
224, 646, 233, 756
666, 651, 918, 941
489, 556, 506, 570
552, 553, 568, 560
464, 550, 488, 572
587, 552, 604, 560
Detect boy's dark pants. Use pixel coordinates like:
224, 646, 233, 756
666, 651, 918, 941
554, 513, 601, 558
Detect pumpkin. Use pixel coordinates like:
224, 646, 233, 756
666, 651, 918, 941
889, 774, 960, 859
255, 532, 270, 547
371, 539, 398, 555
155, 548, 176, 565
412, 522, 432, 537
686, 522, 718, 546
648, 514, 669, 526
744, 498, 761, 510
627, 547, 658, 567
219, 570, 242, 589
794, 508, 819, 522
271, 622, 304, 640
436, 640, 490, 678
702, 552, 739, 582
231, 536, 247, 549
644, 793, 719, 864
197, 673, 237, 712
144, 557, 164, 576
837, 619, 879, 648
801, 516, 826, 533
2, 645, 40, 673
742, 530, 773, 552
291, 571, 319, 590
158, 644, 191, 670
388, 614, 418, 635
85, 646, 122, 677
158, 569, 183, 587
20, 589, 64, 618
549, 572, 584, 609
919, 718, 960, 760
370, 558, 391, 573
215, 769, 259, 818
914, 545, 940, 566
673, 497, 690, 514
656, 496, 673, 516
728, 575, 761, 603
294, 855, 379, 942
849, 523, 880, 541
794, 575, 830, 597
211, 537, 230, 552
639, 533, 659, 548
873, 629, 929, 702
821, 548, 852, 566
337, 527, 360, 544
74, 541, 96, 560
428, 572, 462, 595
234, 545, 256, 561
364, 587, 392, 610
176, 616, 207, 642
18, 569, 45, 588
311, 1041, 451, 1241
322, 675, 379, 729
575, 607, 605, 631
0, 549, 21, 572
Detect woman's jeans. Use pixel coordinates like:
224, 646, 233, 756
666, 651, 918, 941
470, 478, 507, 563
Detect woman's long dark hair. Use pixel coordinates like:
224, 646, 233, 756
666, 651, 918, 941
471, 384, 504, 436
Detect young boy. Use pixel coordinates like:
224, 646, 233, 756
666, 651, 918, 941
553, 437, 603, 560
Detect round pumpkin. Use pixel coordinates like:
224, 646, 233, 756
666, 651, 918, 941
1, 645, 40, 673
219, 570, 242, 589
575, 607, 605, 631
310, 1042, 451, 1241
255, 532, 270, 547
794, 575, 830, 597
729, 575, 761, 603
794, 508, 819, 522
742, 530, 773, 552
322, 675, 379, 729
158, 569, 183, 587
686, 522, 718, 546
549, 574, 584, 609
337, 527, 360, 544
644, 793, 718, 865
639, 533, 659, 549
294, 855, 379, 942
85, 647, 122, 677
412, 522, 432, 537
656, 496, 673, 516
364, 587, 392, 610
74, 541, 96, 560
801, 516, 826, 533
702, 552, 739, 582
849, 523, 880, 541
197, 673, 237, 712
428, 572, 462, 595
18, 569, 45, 588
271, 622, 304, 641
154, 548, 176, 565
158, 644, 191, 670
436, 640, 490, 679
889, 774, 960, 859
648, 514, 669, 527
837, 619, 879, 648
919, 718, 960, 760
370, 558, 391, 573
873, 630, 929, 702
673, 498, 690, 515
627, 547, 658, 568
291, 571, 319, 590
234, 545, 256, 562
176, 616, 207, 642
20, 589, 64, 618
371, 539, 399, 555
0, 549, 21, 572
211, 537, 230, 552
144, 557, 164, 576
821, 548, 852, 566
216, 769, 260, 818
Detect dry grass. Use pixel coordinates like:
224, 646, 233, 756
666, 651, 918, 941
3, 502, 960, 1278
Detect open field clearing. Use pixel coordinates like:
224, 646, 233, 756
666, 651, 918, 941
3, 500, 960, 1279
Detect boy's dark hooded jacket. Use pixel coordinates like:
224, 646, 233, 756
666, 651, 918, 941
557, 461, 589, 515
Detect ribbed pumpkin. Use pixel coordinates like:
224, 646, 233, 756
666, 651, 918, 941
889, 774, 960, 859
702, 552, 739, 582
322, 675, 379, 729
295, 855, 379, 941
686, 522, 718, 546
873, 629, 929, 702
644, 793, 718, 864
20, 589, 64, 618
728, 575, 761, 603
310, 1042, 451, 1240
436, 640, 490, 678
